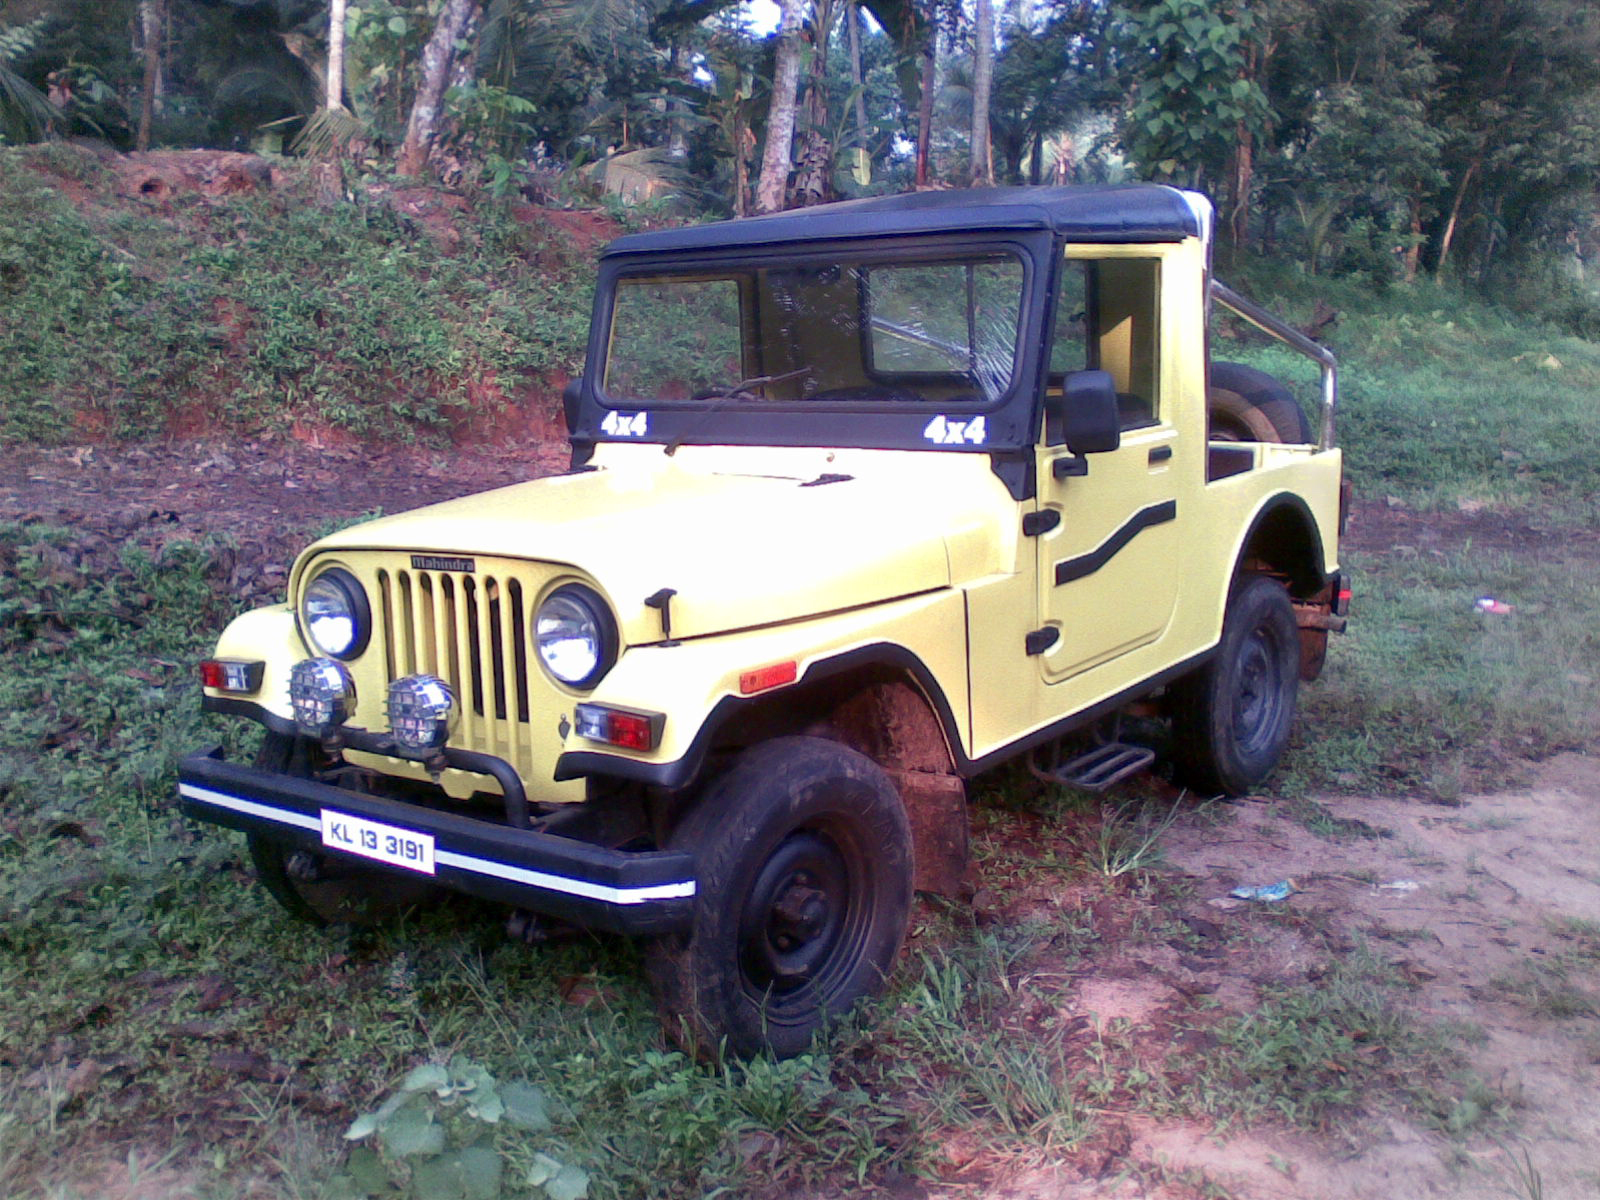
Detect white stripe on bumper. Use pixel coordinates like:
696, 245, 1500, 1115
178, 783, 695, 905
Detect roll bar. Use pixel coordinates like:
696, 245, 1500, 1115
1212, 281, 1339, 449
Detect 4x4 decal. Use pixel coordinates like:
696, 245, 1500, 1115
922, 415, 987, 445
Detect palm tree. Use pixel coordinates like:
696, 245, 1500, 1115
0, 19, 60, 144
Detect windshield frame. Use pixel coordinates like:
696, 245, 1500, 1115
573, 230, 1054, 456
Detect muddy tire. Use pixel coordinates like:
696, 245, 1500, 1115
248, 733, 442, 926
645, 736, 913, 1059
1208, 361, 1312, 444
1170, 576, 1300, 797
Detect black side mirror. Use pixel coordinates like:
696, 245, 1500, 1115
562, 379, 583, 435
1047, 369, 1121, 454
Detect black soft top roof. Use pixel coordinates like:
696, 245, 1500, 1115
602, 184, 1204, 257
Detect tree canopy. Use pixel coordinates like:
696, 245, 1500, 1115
2, 0, 1597, 293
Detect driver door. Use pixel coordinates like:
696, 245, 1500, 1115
1034, 255, 1180, 686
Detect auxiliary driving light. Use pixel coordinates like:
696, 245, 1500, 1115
387, 675, 456, 754
289, 657, 356, 737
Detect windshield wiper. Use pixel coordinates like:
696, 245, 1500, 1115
662, 368, 813, 456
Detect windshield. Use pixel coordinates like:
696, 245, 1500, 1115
601, 251, 1025, 408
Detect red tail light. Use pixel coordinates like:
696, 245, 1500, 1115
574, 703, 664, 751
200, 659, 264, 693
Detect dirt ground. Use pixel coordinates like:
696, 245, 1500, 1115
5, 438, 1597, 1199
970, 753, 1600, 1200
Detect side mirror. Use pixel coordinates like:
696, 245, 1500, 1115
562, 379, 583, 435
1047, 369, 1121, 454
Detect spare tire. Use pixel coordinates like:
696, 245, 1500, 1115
1208, 361, 1313, 444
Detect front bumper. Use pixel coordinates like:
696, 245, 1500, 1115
178, 747, 696, 936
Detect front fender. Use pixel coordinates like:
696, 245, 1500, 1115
202, 604, 304, 727
554, 589, 971, 789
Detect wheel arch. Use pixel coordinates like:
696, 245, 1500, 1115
1233, 492, 1327, 598
576, 643, 971, 897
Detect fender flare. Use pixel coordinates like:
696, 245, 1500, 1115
554, 642, 969, 789
1230, 491, 1328, 597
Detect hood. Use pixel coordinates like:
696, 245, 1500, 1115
307, 446, 1015, 643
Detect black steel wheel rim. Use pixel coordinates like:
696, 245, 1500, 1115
1233, 625, 1284, 755
735, 826, 871, 1022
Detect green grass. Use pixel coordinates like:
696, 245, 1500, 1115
0, 144, 591, 444
0, 516, 1490, 1193
1222, 262, 1600, 515
1275, 544, 1600, 799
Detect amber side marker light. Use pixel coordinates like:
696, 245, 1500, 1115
574, 703, 664, 751
739, 661, 797, 695
200, 659, 264, 693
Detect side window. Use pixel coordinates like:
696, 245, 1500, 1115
1050, 257, 1161, 429
867, 257, 1023, 403
604, 276, 743, 402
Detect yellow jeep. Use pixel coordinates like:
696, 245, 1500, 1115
179, 185, 1348, 1057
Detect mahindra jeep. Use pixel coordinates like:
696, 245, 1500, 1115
179, 185, 1349, 1057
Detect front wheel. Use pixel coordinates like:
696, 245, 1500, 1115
248, 732, 442, 926
1170, 576, 1301, 796
645, 737, 913, 1059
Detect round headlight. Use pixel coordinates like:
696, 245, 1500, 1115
303, 567, 370, 660
289, 657, 356, 737
534, 585, 617, 688
388, 675, 456, 754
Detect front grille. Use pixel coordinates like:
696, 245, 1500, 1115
376, 567, 536, 774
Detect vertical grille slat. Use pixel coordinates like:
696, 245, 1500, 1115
497, 577, 522, 767
475, 576, 501, 753
451, 576, 479, 747
369, 560, 539, 778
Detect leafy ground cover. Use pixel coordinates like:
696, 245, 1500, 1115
0, 144, 596, 445
2, 163, 1599, 1198
1, 487, 1595, 1198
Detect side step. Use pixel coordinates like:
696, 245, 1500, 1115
1035, 742, 1155, 792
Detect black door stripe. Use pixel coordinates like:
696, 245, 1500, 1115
1054, 500, 1177, 585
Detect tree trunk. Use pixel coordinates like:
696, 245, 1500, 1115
847, 0, 868, 146
668, 40, 692, 158
914, 31, 934, 186
792, 0, 836, 206
398, 0, 478, 179
447, 3, 480, 94
135, 0, 164, 152
326, 0, 346, 109
1434, 156, 1481, 279
969, 0, 994, 186
755, 0, 805, 213
1404, 187, 1422, 282
1227, 123, 1252, 247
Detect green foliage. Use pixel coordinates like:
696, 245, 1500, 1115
0, 148, 590, 443
0, 19, 59, 145
333, 1057, 581, 1200
1115, 0, 1272, 187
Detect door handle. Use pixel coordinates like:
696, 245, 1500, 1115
1148, 446, 1172, 465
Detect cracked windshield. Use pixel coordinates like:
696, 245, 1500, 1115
603, 254, 1024, 407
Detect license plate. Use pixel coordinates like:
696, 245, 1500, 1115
320, 810, 436, 875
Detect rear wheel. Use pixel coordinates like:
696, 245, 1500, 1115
247, 732, 442, 926
1170, 576, 1301, 796
645, 736, 913, 1059
1208, 361, 1312, 444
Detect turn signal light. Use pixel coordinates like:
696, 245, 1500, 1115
199, 659, 264, 693
574, 703, 664, 751
739, 660, 798, 695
